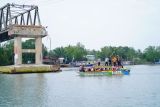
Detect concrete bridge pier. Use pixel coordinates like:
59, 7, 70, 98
14, 36, 43, 65
0, 4, 61, 73
35, 37, 42, 65
14, 37, 22, 65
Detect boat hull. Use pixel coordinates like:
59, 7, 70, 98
78, 70, 130, 76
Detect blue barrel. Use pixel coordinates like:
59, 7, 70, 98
122, 70, 130, 75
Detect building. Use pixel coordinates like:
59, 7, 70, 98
86, 55, 95, 61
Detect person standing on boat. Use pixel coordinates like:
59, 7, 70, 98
98, 61, 100, 66
117, 55, 122, 66
97, 59, 101, 66
109, 57, 112, 66
105, 57, 109, 66
112, 56, 117, 66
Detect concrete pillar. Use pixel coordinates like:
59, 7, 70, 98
35, 37, 42, 64
14, 37, 22, 65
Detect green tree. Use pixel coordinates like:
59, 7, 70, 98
0, 40, 14, 65
22, 39, 48, 64
99, 46, 114, 60
49, 43, 87, 62
143, 46, 160, 62
50, 47, 66, 58
73, 43, 87, 61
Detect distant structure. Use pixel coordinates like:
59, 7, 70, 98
58, 57, 65, 64
154, 59, 160, 64
86, 55, 95, 61
43, 56, 59, 65
0, 3, 47, 65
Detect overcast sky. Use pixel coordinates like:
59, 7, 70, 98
1, 0, 160, 50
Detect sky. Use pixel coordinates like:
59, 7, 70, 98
0, 0, 160, 51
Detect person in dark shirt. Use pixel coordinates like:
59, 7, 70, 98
98, 62, 100, 66
109, 57, 112, 66
117, 55, 122, 66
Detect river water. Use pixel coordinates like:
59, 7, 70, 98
0, 65, 160, 107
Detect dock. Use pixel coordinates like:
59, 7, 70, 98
0, 64, 61, 74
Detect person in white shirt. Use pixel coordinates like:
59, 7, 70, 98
105, 57, 109, 66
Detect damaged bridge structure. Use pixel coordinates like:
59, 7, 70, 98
0, 3, 60, 73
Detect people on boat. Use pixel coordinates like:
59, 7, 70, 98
109, 57, 112, 66
91, 67, 95, 71
79, 65, 85, 72
112, 56, 117, 66
105, 57, 109, 66
79, 54, 126, 72
112, 66, 117, 71
88, 68, 91, 71
98, 61, 100, 66
117, 55, 122, 66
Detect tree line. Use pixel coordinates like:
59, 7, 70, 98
0, 40, 160, 66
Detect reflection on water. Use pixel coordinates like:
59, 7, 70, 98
0, 74, 48, 107
0, 65, 160, 107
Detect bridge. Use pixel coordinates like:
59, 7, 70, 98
0, 3, 47, 65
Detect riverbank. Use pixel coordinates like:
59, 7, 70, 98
0, 64, 61, 74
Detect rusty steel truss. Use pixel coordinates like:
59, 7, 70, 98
0, 3, 41, 31
0, 3, 46, 42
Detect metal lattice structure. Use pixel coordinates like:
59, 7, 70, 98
0, 3, 44, 42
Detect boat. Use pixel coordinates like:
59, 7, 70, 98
79, 65, 130, 76
79, 55, 130, 76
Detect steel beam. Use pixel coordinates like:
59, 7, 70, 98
0, 3, 41, 32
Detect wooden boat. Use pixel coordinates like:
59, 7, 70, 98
79, 65, 130, 76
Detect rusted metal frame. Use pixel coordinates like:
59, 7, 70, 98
2, 9, 6, 29
0, 10, 3, 31
22, 14, 25, 25
29, 11, 33, 25
33, 8, 37, 25
8, 6, 12, 26
14, 17, 18, 24
26, 11, 30, 25
5, 6, 9, 28
20, 14, 25, 25
0, 4, 38, 26
5, 7, 36, 24
26, 11, 32, 25
36, 7, 41, 25
20, 14, 23, 25
0, 3, 41, 30
0, 3, 10, 10
33, 7, 41, 25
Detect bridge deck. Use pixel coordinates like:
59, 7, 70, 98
0, 25, 47, 42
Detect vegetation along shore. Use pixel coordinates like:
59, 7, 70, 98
0, 39, 160, 66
